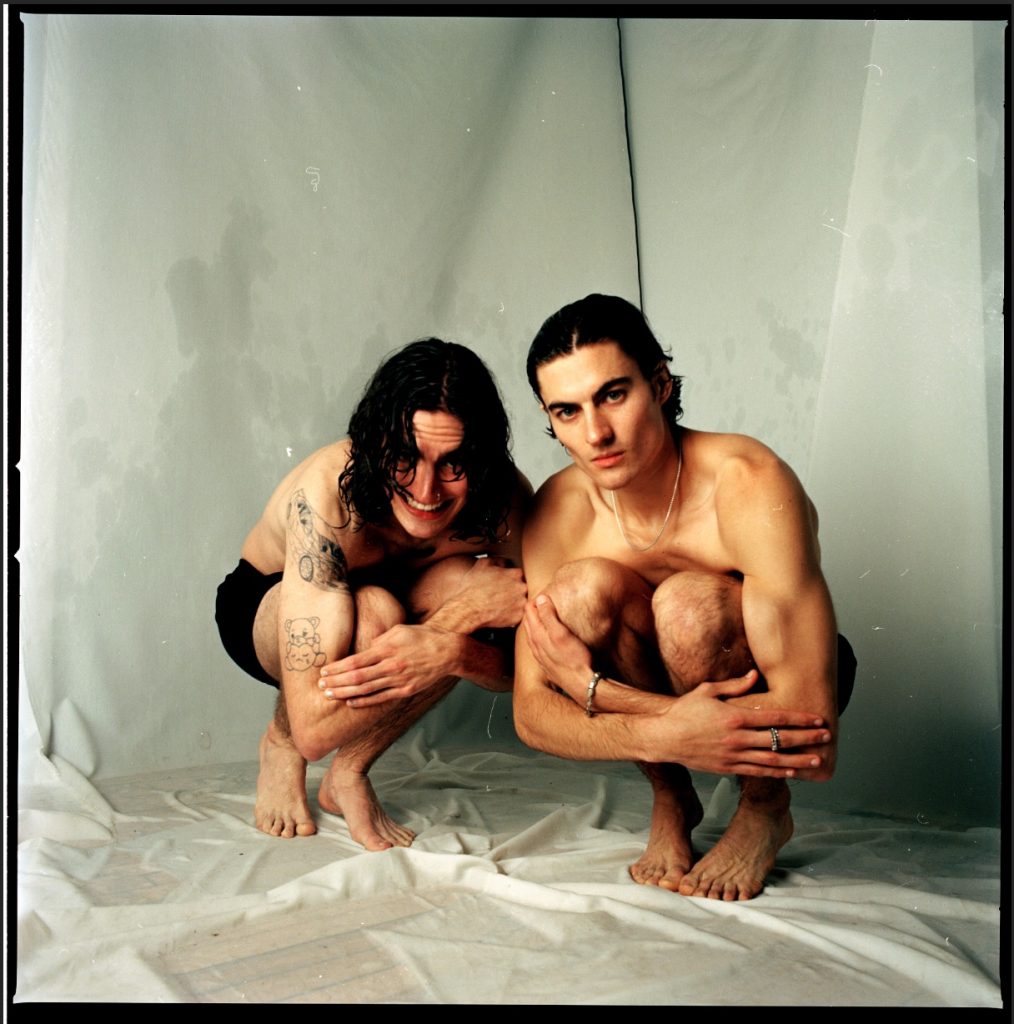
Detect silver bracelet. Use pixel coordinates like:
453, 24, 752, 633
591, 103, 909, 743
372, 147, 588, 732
585, 671, 603, 717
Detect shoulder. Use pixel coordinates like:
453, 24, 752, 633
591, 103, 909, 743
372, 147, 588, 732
688, 430, 802, 503
275, 440, 353, 528
530, 464, 594, 519
524, 466, 595, 556
693, 432, 818, 569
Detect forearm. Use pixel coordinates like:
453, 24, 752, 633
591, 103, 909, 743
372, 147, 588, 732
445, 630, 513, 692
514, 681, 659, 762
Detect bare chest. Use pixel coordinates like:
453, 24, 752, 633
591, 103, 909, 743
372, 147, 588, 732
572, 503, 736, 588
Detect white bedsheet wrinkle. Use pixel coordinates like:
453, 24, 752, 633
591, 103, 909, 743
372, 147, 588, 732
15, 745, 1001, 1004
712, 900, 999, 1006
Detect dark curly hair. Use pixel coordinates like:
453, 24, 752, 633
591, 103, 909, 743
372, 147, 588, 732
526, 294, 683, 434
339, 338, 515, 543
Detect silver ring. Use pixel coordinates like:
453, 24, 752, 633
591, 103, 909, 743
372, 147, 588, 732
770, 727, 781, 752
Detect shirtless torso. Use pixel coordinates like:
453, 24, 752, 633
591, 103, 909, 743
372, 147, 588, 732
243, 441, 524, 581
515, 312, 845, 901
217, 340, 529, 852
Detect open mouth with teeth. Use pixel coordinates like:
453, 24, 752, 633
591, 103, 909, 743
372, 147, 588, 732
394, 484, 454, 519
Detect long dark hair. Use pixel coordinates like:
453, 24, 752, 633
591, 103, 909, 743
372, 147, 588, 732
527, 294, 683, 432
339, 338, 515, 543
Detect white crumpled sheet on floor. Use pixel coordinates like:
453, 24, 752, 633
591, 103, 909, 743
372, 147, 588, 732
16, 734, 1000, 1005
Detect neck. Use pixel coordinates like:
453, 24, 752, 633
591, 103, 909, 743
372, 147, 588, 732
612, 426, 681, 512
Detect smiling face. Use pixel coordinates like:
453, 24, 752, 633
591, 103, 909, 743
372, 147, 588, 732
535, 341, 673, 491
389, 409, 469, 539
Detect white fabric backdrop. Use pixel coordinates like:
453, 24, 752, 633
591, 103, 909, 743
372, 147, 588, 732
621, 18, 1003, 826
19, 13, 636, 778
19, 16, 1003, 827
15, 14, 1004, 1007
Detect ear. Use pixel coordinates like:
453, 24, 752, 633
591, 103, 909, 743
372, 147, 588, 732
652, 364, 673, 405
284, 619, 292, 632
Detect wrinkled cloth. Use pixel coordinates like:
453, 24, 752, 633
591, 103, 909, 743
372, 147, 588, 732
17, 739, 1000, 1005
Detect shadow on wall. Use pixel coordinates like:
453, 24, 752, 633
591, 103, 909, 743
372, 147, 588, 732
45, 199, 386, 774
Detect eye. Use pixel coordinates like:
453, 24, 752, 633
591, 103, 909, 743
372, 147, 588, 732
604, 389, 626, 404
437, 458, 466, 482
554, 405, 578, 421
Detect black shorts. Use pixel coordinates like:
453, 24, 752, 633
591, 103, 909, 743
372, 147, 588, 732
836, 634, 857, 714
215, 559, 283, 688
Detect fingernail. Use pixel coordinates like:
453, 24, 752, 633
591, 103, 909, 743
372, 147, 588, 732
320, 669, 328, 677
535, 594, 548, 606
786, 769, 796, 778
324, 689, 333, 699
821, 732, 831, 742
810, 757, 820, 766
318, 679, 326, 689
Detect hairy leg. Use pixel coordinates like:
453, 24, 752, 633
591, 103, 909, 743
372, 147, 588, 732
653, 571, 793, 900
317, 560, 479, 850
251, 583, 317, 838
249, 580, 430, 848
546, 558, 702, 890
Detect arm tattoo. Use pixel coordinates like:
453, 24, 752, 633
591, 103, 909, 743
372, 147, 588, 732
283, 616, 328, 672
286, 489, 349, 592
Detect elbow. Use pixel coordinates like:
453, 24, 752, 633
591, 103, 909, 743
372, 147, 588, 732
513, 699, 547, 753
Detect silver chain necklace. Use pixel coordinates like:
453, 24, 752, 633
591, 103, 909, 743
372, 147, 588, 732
608, 444, 682, 552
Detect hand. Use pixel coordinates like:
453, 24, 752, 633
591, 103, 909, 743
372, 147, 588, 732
648, 672, 832, 777
523, 593, 593, 702
317, 623, 455, 707
435, 557, 528, 632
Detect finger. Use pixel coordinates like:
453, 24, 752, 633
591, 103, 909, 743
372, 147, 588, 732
534, 594, 563, 626
320, 650, 382, 677
734, 728, 831, 749
737, 708, 826, 728
347, 688, 404, 708
321, 680, 386, 700
729, 764, 799, 779
739, 750, 823, 769
319, 662, 391, 689
707, 670, 759, 697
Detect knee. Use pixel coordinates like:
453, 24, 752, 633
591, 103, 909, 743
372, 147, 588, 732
652, 572, 741, 651
404, 555, 476, 620
545, 557, 630, 648
354, 586, 405, 651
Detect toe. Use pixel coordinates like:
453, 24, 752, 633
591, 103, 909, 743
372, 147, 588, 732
295, 821, 317, 837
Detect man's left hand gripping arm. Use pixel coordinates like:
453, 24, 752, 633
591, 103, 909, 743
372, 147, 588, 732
319, 479, 531, 707
722, 458, 840, 781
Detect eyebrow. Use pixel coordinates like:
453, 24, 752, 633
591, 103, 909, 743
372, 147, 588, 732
546, 376, 634, 413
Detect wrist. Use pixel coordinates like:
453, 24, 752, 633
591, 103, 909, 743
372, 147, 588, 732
427, 596, 479, 634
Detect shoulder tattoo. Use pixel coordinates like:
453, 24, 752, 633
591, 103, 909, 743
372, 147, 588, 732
287, 489, 349, 592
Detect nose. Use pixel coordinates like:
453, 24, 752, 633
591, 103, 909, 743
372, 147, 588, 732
585, 409, 613, 447
410, 460, 438, 501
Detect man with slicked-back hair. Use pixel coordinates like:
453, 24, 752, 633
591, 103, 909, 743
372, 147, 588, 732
515, 295, 855, 900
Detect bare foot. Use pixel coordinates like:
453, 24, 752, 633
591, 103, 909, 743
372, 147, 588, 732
318, 758, 414, 851
677, 792, 793, 900
629, 769, 703, 890
255, 724, 317, 838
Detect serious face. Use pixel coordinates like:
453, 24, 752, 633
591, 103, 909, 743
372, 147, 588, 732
535, 341, 672, 491
389, 409, 469, 539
